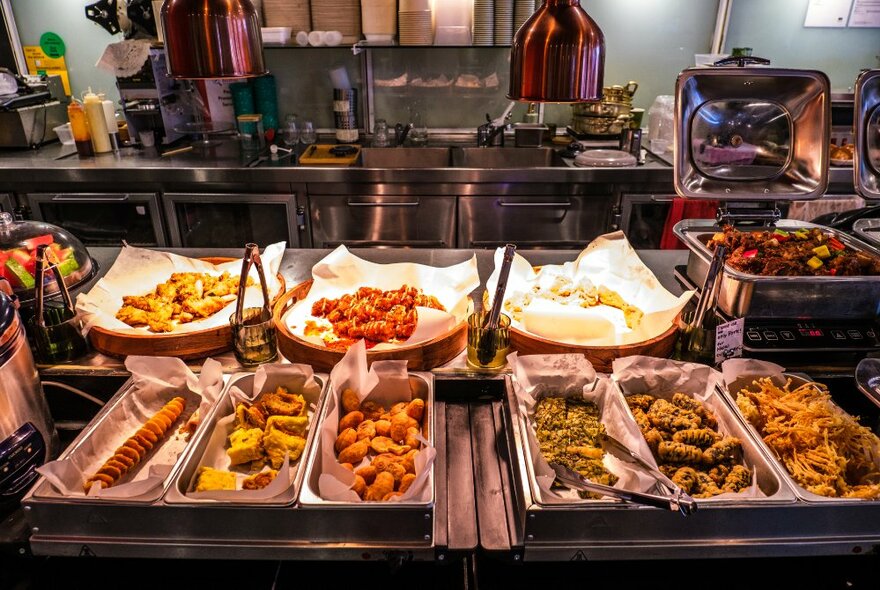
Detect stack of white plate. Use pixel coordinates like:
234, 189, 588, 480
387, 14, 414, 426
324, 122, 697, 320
494, 0, 514, 45
474, 0, 494, 46
399, 0, 433, 45
513, 0, 536, 34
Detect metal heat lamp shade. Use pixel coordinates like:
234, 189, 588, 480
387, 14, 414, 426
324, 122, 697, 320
161, 0, 267, 79
508, 0, 605, 102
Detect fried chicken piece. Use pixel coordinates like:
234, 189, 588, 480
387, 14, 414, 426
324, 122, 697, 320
694, 471, 722, 498
598, 286, 644, 329
702, 437, 742, 466
672, 428, 720, 448
235, 403, 267, 430
243, 470, 278, 490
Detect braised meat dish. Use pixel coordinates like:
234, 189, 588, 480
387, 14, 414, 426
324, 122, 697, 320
307, 285, 445, 349
708, 226, 880, 277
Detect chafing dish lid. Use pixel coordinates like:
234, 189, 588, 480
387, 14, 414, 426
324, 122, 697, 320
855, 69, 880, 201
674, 66, 830, 202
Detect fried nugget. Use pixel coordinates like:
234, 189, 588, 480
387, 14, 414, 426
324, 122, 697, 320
356, 420, 376, 441
364, 471, 395, 501
399, 473, 417, 494
339, 411, 365, 433
338, 439, 370, 464
390, 412, 419, 444
351, 475, 367, 498
335, 428, 357, 454
355, 465, 377, 485
359, 401, 385, 421
405, 398, 425, 422
404, 427, 421, 450
375, 419, 392, 437
341, 388, 361, 414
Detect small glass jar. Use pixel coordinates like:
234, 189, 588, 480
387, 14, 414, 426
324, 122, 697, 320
237, 113, 265, 153
373, 119, 389, 147
299, 120, 317, 145
282, 114, 299, 147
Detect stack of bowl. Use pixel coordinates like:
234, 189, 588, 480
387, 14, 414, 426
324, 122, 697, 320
399, 0, 433, 45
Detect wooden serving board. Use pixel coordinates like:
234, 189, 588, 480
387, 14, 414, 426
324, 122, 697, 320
273, 280, 468, 371
508, 323, 679, 373
88, 258, 286, 361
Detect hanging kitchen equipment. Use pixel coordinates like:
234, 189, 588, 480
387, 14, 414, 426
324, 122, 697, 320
230, 243, 277, 365
0, 278, 58, 513
161, 0, 267, 79
30, 245, 88, 365
0, 213, 96, 308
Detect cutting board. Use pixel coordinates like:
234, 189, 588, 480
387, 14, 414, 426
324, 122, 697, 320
299, 144, 361, 165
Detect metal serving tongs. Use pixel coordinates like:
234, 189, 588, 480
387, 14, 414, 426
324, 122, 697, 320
600, 433, 697, 513
234, 242, 272, 325
34, 243, 76, 328
550, 462, 698, 516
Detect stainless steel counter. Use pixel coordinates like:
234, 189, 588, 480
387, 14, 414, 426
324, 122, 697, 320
0, 141, 856, 189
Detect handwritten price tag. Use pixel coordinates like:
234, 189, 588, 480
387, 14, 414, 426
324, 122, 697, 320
715, 318, 745, 364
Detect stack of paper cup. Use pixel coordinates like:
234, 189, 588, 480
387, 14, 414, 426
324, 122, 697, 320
361, 0, 397, 42
399, 0, 433, 45
473, 0, 494, 46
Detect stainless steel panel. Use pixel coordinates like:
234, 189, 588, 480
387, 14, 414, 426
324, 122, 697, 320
164, 372, 328, 506
0, 101, 67, 147
27, 192, 166, 247
853, 218, 880, 248
163, 192, 298, 248
675, 67, 829, 201
458, 195, 612, 249
721, 373, 880, 505
309, 194, 456, 248
855, 69, 880, 200
675, 219, 880, 318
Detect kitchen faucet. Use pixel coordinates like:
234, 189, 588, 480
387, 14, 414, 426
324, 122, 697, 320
477, 101, 516, 147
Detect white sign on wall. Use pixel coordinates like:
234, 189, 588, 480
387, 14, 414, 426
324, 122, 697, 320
849, 0, 880, 26
805, 0, 854, 27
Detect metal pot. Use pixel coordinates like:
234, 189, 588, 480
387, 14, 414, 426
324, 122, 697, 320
571, 113, 632, 136
0, 283, 57, 511
572, 100, 632, 118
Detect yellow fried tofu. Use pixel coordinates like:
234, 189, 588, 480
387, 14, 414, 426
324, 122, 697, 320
265, 415, 309, 437
195, 467, 236, 491
262, 428, 306, 469
227, 427, 265, 466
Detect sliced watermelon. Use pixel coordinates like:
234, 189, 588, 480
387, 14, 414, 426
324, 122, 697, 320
20, 234, 53, 250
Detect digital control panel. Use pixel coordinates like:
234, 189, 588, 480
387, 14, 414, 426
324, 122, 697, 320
742, 319, 880, 352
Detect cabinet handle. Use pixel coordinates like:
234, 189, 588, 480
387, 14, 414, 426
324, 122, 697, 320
497, 199, 572, 208
325, 240, 446, 248
650, 196, 675, 203
52, 195, 130, 202
346, 200, 420, 207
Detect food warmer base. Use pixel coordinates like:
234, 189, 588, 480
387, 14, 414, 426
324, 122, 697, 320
22, 375, 481, 562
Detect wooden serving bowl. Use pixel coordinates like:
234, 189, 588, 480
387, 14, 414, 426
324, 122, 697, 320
88, 258, 286, 360
273, 280, 468, 371
508, 323, 679, 373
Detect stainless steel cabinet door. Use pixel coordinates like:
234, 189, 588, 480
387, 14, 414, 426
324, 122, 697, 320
164, 193, 298, 248
458, 195, 612, 249
310, 195, 456, 248
26, 192, 165, 246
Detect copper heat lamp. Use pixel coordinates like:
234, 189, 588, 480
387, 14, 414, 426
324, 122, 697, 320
161, 0, 266, 79
508, 0, 605, 102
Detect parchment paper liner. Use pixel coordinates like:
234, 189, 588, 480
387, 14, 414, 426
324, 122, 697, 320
283, 245, 479, 350
721, 358, 880, 502
612, 355, 765, 500
76, 242, 285, 336
36, 356, 224, 501
183, 363, 324, 502
508, 352, 658, 504
486, 231, 693, 346
317, 341, 436, 502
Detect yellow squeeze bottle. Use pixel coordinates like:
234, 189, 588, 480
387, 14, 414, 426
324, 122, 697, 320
83, 88, 111, 153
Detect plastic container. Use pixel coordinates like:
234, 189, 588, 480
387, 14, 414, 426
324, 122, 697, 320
52, 123, 74, 146
260, 27, 292, 44
646, 95, 675, 144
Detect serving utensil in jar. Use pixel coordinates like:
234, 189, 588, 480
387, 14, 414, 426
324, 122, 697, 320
476, 244, 516, 366
549, 462, 697, 515
676, 244, 726, 364
855, 357, 880, 410
230, 243, 277, 365
30, 244, 88, 363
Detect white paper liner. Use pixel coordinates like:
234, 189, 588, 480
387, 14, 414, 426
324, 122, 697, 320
283, 245, 479, 350
36, 356, 224, 501
508, 352, 657, 504
611, 355, 765, 500
183, 363, 323, 502
76, 242, 286, 336
317, 341, 436, 502
486, 231, 693, 346
720, 358, 880, 502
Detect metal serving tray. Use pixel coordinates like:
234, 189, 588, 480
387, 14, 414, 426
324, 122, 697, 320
163, 371, 328, 505
853, 218, 880, 249
854, 69, 880, 200
721, 372, 880, 504
27, 377, 211, 504
297, 372, 436, 543
674, 218, 880, 318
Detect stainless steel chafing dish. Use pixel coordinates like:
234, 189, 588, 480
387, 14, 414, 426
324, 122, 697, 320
853, 69, 880, 247
674, 219, 880, 318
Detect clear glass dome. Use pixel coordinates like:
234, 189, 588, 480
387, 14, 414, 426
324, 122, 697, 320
0, 212, 95, 304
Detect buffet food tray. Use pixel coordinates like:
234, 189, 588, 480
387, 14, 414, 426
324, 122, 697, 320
163, 371, 328, 505
674, 219, 880, 318
720, 372, 880, 505
22, 373, 440, 560
500, 376, 880, 560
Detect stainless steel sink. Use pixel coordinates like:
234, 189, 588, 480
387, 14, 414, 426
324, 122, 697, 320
359, 147, 452, 168
452, 147, 566, 168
